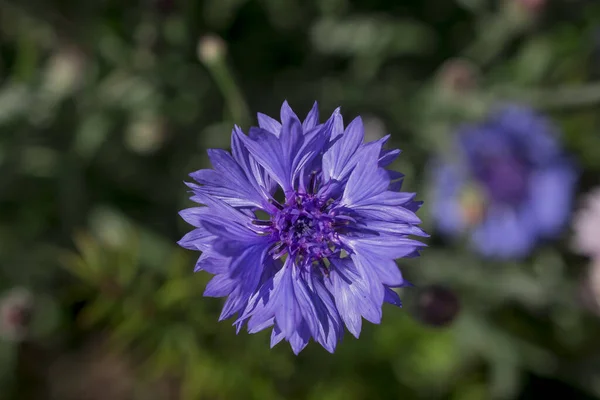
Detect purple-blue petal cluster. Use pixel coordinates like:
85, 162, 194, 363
430, 104, 578, 259
179, 101, 427, 354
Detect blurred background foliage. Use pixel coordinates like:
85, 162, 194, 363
1, 0, 600, 399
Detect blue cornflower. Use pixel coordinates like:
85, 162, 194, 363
431, 104, 577, 259
178, 101, 427, 354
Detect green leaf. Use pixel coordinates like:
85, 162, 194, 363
513, 36, 554, 85
72, 232, 104, 278
77, 298, 115, 327
155, 278, 192, 309
29, 293, 62, 339
58, 251, 97, 283
73, 113, 113, 161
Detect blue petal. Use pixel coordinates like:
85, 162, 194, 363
292, 267, 343, 352
292, 268, 323, 344
270, 324, 285, 348
239, 111, 331, 194
527, 163, 577, 238
311, 276, 344, 353
280, 100, 301, 128
257, 113, 282, 136
379, 148, 401, 167
204, 274, 236, 297
273, 260, 303, 339
471, 206, 537, 259
384, 286, 402, 307
288, 320, 311, 355
353, 249, 406, 287
492, 105, 561, 165
341, 143, 390, 207
302, 101, 320, 131
350, 253, 385, 311
238, 125, 302, 193
237, 259, 302, 341
247, 317, 274, 334
348, 204, 421, 224
388, 170, 404, 192
341, 234, 426, 260
177, 227, 213, 251
430, 161, 468, 235
229, 242, 272, 292
188, 193, 263, 244
178, 207, 211, 228
326, 258, 381, 338
219, 290, 250, 321
357, 220, 429, 238
194, 252, 228, 273
364, 191, 416, 206
189, 148, 268, 208
322, 115, 363, 182
231, 127, 276, 200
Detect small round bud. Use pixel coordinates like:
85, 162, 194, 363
42, 46, 86, 98
436, 58, 479, 96
125, 115, 166, 154
197, 34, 227, 64
414, 285, 461, 327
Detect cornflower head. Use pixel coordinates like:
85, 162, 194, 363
431, 105, 577, 259
179, 101, 427, 354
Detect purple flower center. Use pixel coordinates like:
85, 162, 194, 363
269, 193, 344, 264
473, 155, 529, 206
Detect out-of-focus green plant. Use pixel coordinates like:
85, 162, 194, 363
59, 209, 295, 400
2, 0, 600, 398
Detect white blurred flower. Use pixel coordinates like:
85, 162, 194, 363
197, 34, 226, 64
89, 206, 131, 249
125, 115, 166, 154
0, 287, 34, 342
41, 46, 86, 98
572, 188, 600, 258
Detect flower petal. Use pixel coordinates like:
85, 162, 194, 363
257, 113, 282, 136
384, 287, 402, 307
341, 145, 390, 207
471, 206, 537, 259
528, 162, 577, 237
322, 115, 363, 182
189, 148, 268, 208
326, 257, 381, 338
302, 101, 320, 131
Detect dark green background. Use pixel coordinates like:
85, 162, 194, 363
1, 0, 600, 399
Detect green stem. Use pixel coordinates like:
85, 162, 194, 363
205, 60, 251, 128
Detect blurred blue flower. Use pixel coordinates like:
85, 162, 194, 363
431, 105, 577, 259
179, 101, 427, 354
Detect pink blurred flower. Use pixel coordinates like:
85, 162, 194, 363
0, 287, 34, 342
517, 0, 545, 13
436, 58, 479, 96
572, 188, 600, 258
